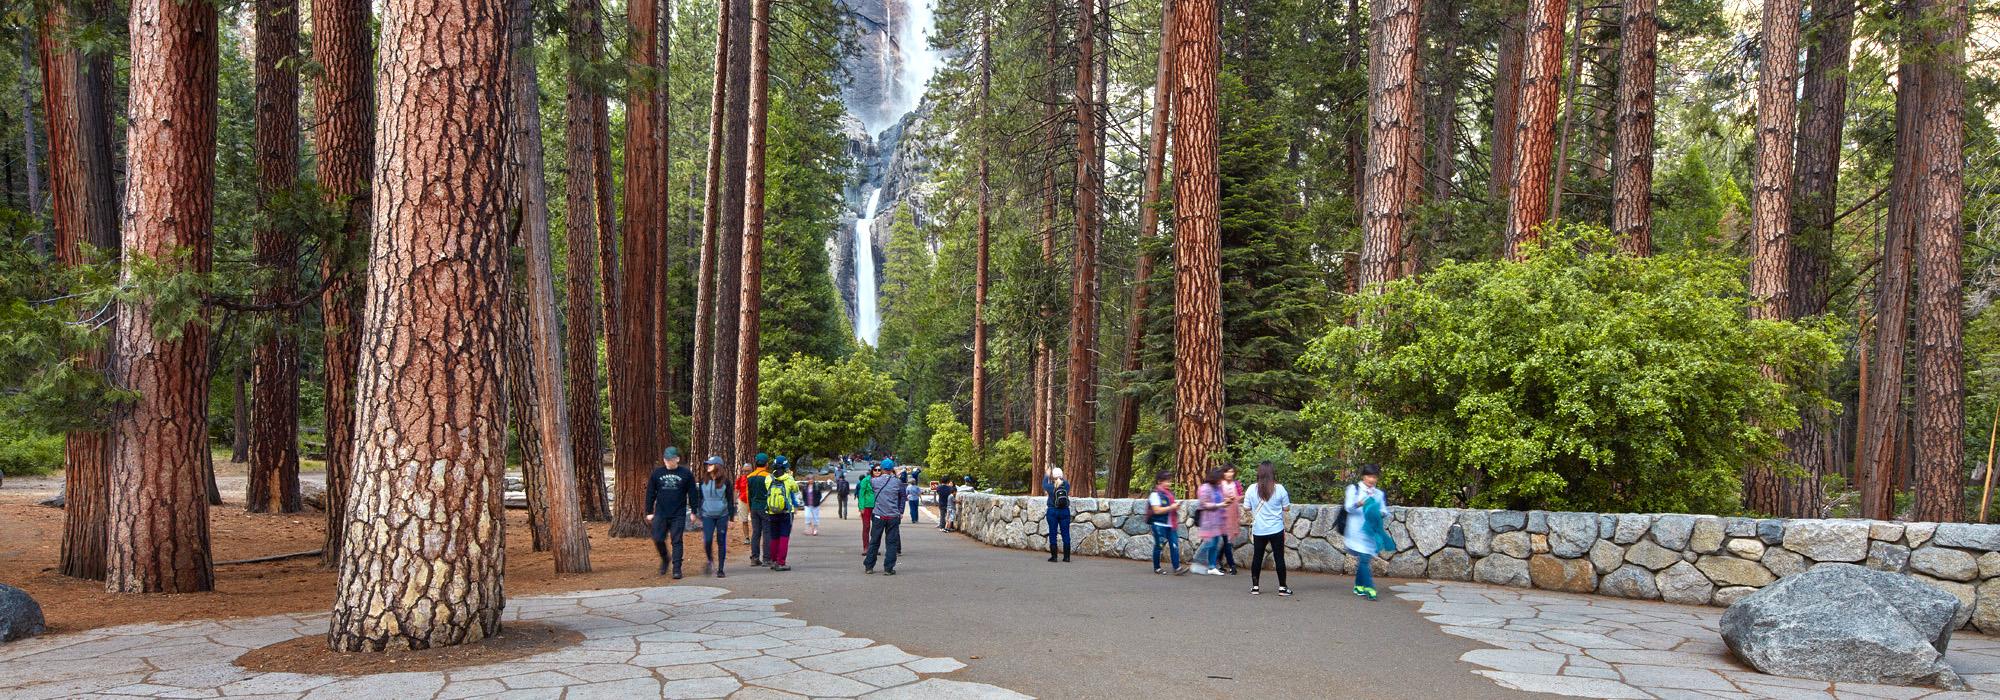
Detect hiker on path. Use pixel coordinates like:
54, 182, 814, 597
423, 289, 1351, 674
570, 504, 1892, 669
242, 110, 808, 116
1043, 469, 1073, 562
697, 456, 735, 578
864, 463, 907, 575
1194, 468, 1229, 576
836, 475, 851, 520
645, 447, 698, 579
906, 478, 923, 524
764, 460, 802, 571
803, 477, 824, 536
1148, 472, 1187, 575
858, 464, 878, 548
1343, 463, 1395, 600
935, 479, 958, 532
1218, 465, 1244, 575
1242, 461, 1291, 596
744, 453, 772, 565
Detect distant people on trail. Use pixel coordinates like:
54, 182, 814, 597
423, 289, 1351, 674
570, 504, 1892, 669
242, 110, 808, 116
803, 477, 824, 536
1043, 469, 1072, 562
745, 453, 772, 566
1195, 468, 1229, 575
763, 459, 802, 571
1148, 472, 1187, 575
1343, 463, 1395, 600
697, 456, 735, 578
644, 447, 697, 579
1242, 461, 1291, 596
864, 464, 907, 575
963, 474, 978, 492
858, 464, 879, 549
836, 474, 852, 520
1218, 465, 1244, 575
906, 478, 923, 524
935, 479, 958, 533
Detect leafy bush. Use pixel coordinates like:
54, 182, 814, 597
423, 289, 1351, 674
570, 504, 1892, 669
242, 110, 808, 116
0, 422, 63, 477
981, 432, 1033, 492
756, 352, 903, 463
923, 403, 975, 478
1300, 226, 1838, 515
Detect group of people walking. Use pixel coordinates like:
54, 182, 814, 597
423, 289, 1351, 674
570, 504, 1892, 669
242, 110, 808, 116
644, 449, 839, 578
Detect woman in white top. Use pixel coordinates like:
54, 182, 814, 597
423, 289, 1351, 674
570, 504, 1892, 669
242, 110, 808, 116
1342, 463, 1388, 599
1240, 461, 1292, 596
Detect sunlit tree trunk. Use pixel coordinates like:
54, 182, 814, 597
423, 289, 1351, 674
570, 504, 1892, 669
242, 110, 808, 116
1910, 0, 1966, 522
1609, 0, 1657, 254
1064, 0, 1101, 497
1171, 0, 1222, 491
327, 0, 511, 647
734, 0, 772, 466
247, 0, 303, 515
970, 11, 992, 453
312, 0, 373, 566
1109, 0, 1176, 499
1502, 0, 1565, 259
690, 0, 730, 465
1744, 0, 1802, 516
609, 0, 666, 537
709, 0, 753, 471
1359, 0, 1423, 289
1860, 41, 1920, 520
106, 0, 217, 594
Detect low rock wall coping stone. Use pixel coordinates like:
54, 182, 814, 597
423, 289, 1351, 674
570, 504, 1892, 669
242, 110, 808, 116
950, 492, 2000, 633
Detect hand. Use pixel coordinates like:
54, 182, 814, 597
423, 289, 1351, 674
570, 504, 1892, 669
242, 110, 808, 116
645, 514, 653, 522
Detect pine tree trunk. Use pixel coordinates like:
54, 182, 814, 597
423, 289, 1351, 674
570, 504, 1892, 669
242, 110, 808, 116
231, 364, 250, 463
1109, 0, 1177, 499
106, 0, 217, 594
563, 0, 610, 521
649, 0, 673, 463
591, 94, 619, 464
1502, 0, 1565, 259
41, 0, 118, 581
327, 0, 510, 646
709, 0, 753, 472
1359, 0, 1424, 289
690, 0, 731, 466
733, 0, 772, 468
1780, 0, 1854, 516
1063, 0, 1102, 497
1860, 43, 1920, 520
1426, 0, 1462, 204
609, 0, 666, 537
1489, 5, 1525, 202
970, 12, 992, 453
313, 0, 373, 566
1743, 0, 1802, 516
1910, 0, 1966, 522
1171, 0, 1222, 492
248, 0, 302, 514
512, 0, 589, 571
1609, 0, 1657, 254
1344, 0, 1365, 207
19, 32, 40, 220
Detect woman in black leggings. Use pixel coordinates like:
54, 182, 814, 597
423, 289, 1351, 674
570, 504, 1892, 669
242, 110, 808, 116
1241, 461, 1293, 596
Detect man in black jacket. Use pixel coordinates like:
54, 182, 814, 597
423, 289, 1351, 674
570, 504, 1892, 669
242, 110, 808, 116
646, 446, 700, 578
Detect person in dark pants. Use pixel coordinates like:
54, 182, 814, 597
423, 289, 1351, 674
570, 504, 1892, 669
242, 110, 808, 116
836, 476, 851, 519
1043, 468, 1072, 562
645, 447, 700, 579
696, 456, 735, 578
744, 453, 771, 565
864, 466, 906, 575
1242, 461, 1292, 595
906, 478, 922, 524
935, 479, 957, 532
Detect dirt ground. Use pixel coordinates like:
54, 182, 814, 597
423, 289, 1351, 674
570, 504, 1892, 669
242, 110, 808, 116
0, 466, 715, 636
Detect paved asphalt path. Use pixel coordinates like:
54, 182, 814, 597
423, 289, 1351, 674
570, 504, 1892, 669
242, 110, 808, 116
694, 499, 1553, 698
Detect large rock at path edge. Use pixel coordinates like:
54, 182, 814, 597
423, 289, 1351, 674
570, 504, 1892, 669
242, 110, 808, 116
1720, 564, 1967, 690
0, 583, 45, 642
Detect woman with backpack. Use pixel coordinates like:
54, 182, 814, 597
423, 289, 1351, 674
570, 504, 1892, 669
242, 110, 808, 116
1342, 463, 1396, 600
1241, 461, 1291, 596
764, 461, 803, 571
1194, 468, 1229, 576
1042, 468, 1073, 562
697, 457, 736, 578
1148, 472, 1187, 575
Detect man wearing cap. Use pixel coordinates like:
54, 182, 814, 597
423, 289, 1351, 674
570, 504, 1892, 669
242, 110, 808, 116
744, 453, 772, 566
864, 461, 906, 575
645, 447, 700, 578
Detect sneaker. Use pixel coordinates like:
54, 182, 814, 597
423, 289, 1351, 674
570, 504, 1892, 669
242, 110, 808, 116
702, 559, 713, 575
1250, 586, 1261, 595
773, 565, 791, 572
1363, 587, 1378, 600
1354, 586, 1367, 597
1191, 565, 1208, 575
1227, 567, 1239, 575
717, 570, 727, 579
657, 563, 669, 576
671, 570, 683, 580
750, 558, 762, 567
1278, 587, 1293, 597
885, 569, 896, 576
1047, 554, 1058, 562
1155, 567, 1167, 575
865, 568, 875, 575
1174, 565, 1190, 576
1206, 569, 1227, 576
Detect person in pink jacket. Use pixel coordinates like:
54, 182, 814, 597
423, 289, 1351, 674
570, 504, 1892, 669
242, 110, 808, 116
1218, 465, 1243, 575
1194, 467, 1230, 576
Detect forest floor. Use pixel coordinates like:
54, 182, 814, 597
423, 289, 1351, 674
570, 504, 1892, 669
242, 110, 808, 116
0, 465, 709, 635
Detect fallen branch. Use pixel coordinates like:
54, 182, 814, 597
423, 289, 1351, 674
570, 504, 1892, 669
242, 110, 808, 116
216, 549, 324, 566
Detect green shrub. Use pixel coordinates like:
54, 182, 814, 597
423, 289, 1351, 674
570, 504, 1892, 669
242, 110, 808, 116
1300, 226, 1838, 515
0, 423, 63, 477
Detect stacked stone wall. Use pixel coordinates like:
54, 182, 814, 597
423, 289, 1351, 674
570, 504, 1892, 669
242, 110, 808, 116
952, 492, 2000, 632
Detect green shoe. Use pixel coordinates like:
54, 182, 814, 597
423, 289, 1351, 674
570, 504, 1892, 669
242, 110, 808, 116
1353, 586, 1366, 597
1363, 587, 1379, 600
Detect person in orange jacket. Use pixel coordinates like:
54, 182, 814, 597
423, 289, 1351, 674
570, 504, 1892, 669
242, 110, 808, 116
738, 454, 771, 565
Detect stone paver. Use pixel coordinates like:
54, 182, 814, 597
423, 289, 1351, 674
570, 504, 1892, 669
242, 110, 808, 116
0, 586, 1026, 699
1395, 581, 2000, 699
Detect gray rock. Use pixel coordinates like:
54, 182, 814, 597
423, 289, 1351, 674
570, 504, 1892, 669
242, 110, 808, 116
1725, 517, 1758, 537
1870, 522, 1907, 542
0, 583, 44, 642
1110, 499, 1136, 519
1588, 540, 1626, 575
1526, 510, 1549, 534
1689, 517, 1726, 554
1528, 554, 1597, 593
1981, 551, 2000, 579
1405, 509, 1455, 556
1914, 575, 1977, 631
1545, 512, 1598, 558
1298, 538, 1343, 572
1763, 547, 1808, 578
1491, 531, 1532, 559
1910, 547, 1980, 582
1598, 564, 1660, 600
1445, 524, 1465, 549
1906, 523, 1938, 549
1720, 564, 1966, 690
1725, 538, 1766, 560
1650, 515, 1695, 550
1384, 519, 1412, 552
1428, 548, 1472, 581
1695, 555, 1775, 587
1758, 519, 1786, 545
1782, 520, 1870, 562
1599, 514, 1616, 540
1623, 540, 1682, 571
1931, 523, 2000, 551
1490, 510, 1527, 533
1461, 511, 1492, 557
1867, 542, 1911, 573
1655, 560, 1714, 605
1384, 549, 1428, 578
1976, 579, 2000, 635
1123, 534, 1155, 561
1713, 586, 1759, 607
1472, 554, 1531, 588
1121, 515, 1151, 536
1610, 514, 1650, 544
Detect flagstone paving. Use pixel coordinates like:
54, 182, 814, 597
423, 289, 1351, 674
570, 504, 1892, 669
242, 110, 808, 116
0, 586, 1030, 700
1394, 581, 2000, 699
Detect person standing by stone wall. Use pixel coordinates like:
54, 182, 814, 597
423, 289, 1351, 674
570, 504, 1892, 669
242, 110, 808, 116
1149, 472, 1187, 575
937, 479, 959, 533
1242, 461, 1291, 596
1043, 469, 1072, 561
1218, 465, 1244, 575
1195, 468, 1229, 575
1343, 464, 1394, 600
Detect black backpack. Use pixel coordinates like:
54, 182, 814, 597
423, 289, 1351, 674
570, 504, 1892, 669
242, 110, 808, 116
1050, 482, 1070, 510
1329, 483, 1355, 537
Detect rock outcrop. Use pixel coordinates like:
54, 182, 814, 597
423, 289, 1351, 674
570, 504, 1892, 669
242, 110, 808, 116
1720, 564, 1966, 690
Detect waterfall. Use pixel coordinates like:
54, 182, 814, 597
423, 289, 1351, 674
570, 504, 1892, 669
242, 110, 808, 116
853, 188, 884, 345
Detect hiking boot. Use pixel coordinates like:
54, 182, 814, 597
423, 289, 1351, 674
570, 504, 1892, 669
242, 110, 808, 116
1062, 553, 1071, 562
1047, 554, 1058, 562
671, 569, 683, 580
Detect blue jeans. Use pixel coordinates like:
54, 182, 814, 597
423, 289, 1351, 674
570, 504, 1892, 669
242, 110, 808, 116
1349, 548, 1375, 589
1152, 524, 1180, 570
1200, 536, 1223, 569
701, 515, 729, 564
1047, 510, 1071, 554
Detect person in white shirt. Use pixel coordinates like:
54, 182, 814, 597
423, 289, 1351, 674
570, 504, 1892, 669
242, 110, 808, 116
1240, 461, 1292, 596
